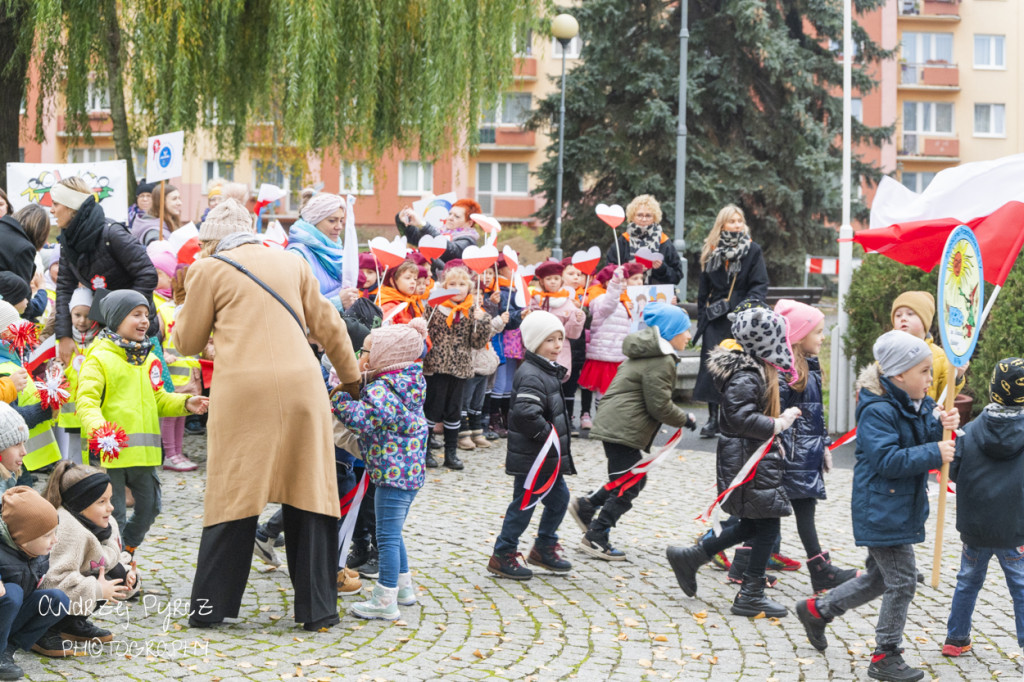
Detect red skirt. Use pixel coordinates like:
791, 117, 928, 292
579, 359, 621, 395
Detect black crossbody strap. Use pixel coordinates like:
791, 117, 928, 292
212, 255, 307, 334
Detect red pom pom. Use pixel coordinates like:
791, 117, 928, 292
1, 321, 39, 358
89, 422, 129, 463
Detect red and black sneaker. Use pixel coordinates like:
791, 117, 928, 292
769, 552, 802, 571
941, 637, 972, 657
868, 648, 924, 681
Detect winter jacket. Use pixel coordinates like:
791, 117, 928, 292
590, 327, 693, 451
605, 230, 683, 286
55, 199, 158, 340
127, 214, 162, 247
395, 214, 479, 264
585, 278, 633, 363
950, 406, 1024, 549
851, 363, 943, 547
0, 215, 37, 284
708, 346, 791, 519
0, 517, 49, 598
778, 356, 828, 501
529, 291, 584, 377
927, 339, 965, 403
331, 364, 428, 491
505, 351, 576, 479
423, 303, 493, 379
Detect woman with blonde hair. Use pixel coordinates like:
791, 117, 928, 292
604, 194, 683, 286
692, 204, 769, 438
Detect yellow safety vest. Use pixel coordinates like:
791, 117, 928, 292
76, 337, 189, 468
0, 361, 61, 471
154, 293, 200, 390
57, 341, 89, 430
35, 289, 56, 336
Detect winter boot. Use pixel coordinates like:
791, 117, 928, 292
807, 552, 860, 594
488, 412, 508, 438
458, 416, 476, 450
58, 615, 113, 643
796, 598, 831, 651
699, 403, 719, 439
728, 547, 779, 587
568, 496, 597, 533
346, 540, 370, 570
471, 430, 490, 448
443, 429, 464, 470
0, 644, 22, 679
730, 574, 788, 618
527, 543, 572, 573
397, 572, 417, 606
487, 552, 533, 580
695, 529, 731, 571
867, 647, 924, 681
350, 583, 400, 621
470, 412, 490, 448
425, 451, 440, 468
666, 544, 711, 597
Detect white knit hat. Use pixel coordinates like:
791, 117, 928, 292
69, 287, 93, 312
0, 403, 29, 452
198, 198, 255, 241
0, 301, 20, 333
520, 310, 565, 353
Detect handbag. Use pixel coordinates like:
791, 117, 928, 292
704, 273, 738, 322
212, 254, 307, 335
503, 328, 525, 360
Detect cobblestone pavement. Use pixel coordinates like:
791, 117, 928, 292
21, 434, 1022, 681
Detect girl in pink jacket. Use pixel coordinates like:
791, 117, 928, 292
579, 262, 647, 399
528, 260, 585, 379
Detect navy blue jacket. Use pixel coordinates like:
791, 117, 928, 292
779, 357, 828, 500
851, 364, 943, 547
950, 407, 1024, 549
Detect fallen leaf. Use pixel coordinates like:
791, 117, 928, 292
638, 659, 652, 668
709, 656, 718, 665
753, 612, 766, 620
473, 650, 485, 659
653, 634, 668, 642
237, 661, 253, 668
691, 652, 703, 660
623, 617, 640, 627
796, 658, 814, 665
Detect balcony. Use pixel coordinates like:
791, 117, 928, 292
513, 57, 538, 81
899, 0, 960, 20
899, 62, 959, 89
477, 127, 536, 150
898, 133, 959, 161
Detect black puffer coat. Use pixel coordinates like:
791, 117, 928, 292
0, 215, 37, 283
505, 351, 576, 479
778, 356, 828, 500
55, 197, 158, 339
709, 346, 791, 519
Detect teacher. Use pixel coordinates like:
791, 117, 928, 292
172, 199, 361, 631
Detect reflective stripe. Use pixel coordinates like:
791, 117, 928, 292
26, 429, 56, 451
61, 402, 76, 415
168, 366, 191, 376
124, 433, 163, 449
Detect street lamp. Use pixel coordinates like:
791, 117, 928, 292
550, 12, 579, 260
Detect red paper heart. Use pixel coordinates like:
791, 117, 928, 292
502, 245, 520, 272
418, 234, 448, 261
462, 244, 499, 274
596, 203, 625, 229
427, 285, 461, 307
634, 246, 665, 269
369, 236, 408, 269
571, 246, 602, 275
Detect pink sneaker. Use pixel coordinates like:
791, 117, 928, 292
163, 453, 198, 472
580, 413, 593, 430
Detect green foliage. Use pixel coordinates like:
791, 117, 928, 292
969, 251, 1024, 405
529, 0, 892, 289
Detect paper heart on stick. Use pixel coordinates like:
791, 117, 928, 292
470, 213, 502, 234
502, 245, 520, 272
427, 285, 461, 307
595, 204, 626, 229
634, 246, 665, 269
571, 246, 602, 275
519, 264, 536, 287
418, 234, 448, 261
462, 244, 499, 274
368, 236, 408, 269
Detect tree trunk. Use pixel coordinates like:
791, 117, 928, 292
100, 0, 137, 203
0, 1, 31, 191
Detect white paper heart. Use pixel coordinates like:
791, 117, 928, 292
571, 245, 602, 275
519, 264, 536, 283
634, 246, 665, 268
427, 285, 462, 306
470, 213, 502, 234
461, 244, 500, 274
595, 203, 626, 228
368, 236, 408, 269
418, 234, 449, 260
502, 245, 520, 272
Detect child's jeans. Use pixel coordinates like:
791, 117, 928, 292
108, 465, 162, 550
375, 486, 417, 589
493, 474, 570, 555
0, 586, 69, 651
817, 544, 918, 650
947, 544, 1024, 648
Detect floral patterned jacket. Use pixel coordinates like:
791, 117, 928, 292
331, 363, 428, 491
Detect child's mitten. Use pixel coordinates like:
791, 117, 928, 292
773, 406, 802, 434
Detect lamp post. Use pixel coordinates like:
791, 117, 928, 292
550, 13, 579, 260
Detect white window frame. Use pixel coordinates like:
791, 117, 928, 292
476, 162, 530, 214
973, 34, 1006, 70
901, 31, 954, 64
251, 160, 303, 213
398, 161, 433, 196
86, 82, 110, 113
481, 93, 532, 129
901, 171, 936, 193
553, 35, 582, 59
203, 160, 235, 193
852, 98, 864, 123
67, 148, 116, 164
339, 162, 374, 195
973, 103, 1006, 138
903, 100, 955, 135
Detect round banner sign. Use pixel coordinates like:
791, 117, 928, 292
937, 225, 984, 368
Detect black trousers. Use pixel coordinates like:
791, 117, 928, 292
190, 505, 338, 625
700, 516, 781, 579
588, 442, 647, 534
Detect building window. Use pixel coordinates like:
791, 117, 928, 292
552, 35, 582, 59
851, 98, 863, 123
514, 29, 533, 57
399, 161, 433, 195
68, 148, 116, 164
900, 171, 936, 193
339, 162, 374, 195
974, 34, 1006, 69
477, 162, 529, 214
974, 103, 1006, 137
903, 101, 954, 134
86, 83, 110, 113
204, 160, 235, 192
901, 32, 954, 64
481, 93, 532, 128
252, 160, 304, 213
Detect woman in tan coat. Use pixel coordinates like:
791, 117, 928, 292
172, 199, 360, 631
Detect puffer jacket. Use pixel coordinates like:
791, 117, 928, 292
709, 346, 791, 520
778, 356, 828, 500
589, 326, 692, 451
0, 215, 37, 283
331, 364, 428, 491
529, 291, 584, 377
585, 278, 633, 363
851, 363, 943, 547
505, 351, 576, 479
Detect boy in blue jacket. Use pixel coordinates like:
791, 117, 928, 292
796, 330, 959, 682
942, 358, 1024, 658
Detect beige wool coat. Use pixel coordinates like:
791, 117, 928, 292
172, 243, 360, 526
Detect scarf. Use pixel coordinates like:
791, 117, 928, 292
99, 328, 152, 366
214, 232, 262, 254
58, 197, 107, 268
378, 286, 424, 318
0, 344, 21, 367
482, 276, 512, 295
287, 218, 344, 281
706, 230, 752, 274
534, 289, 571, 311
62, 472, 114, 542
626, 221, 663, 256
441, 294, 475, 328
619, 291, 634, 319
72, 323, 101, 346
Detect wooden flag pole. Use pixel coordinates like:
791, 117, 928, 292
158, 181, 166, 241
930, 358, 958, 588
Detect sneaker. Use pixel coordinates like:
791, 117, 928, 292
351, 584, 400, 620
254, 530, 281, 567
867, 648, 924, 681
580, 532, 626, 561
483, 426, 500, 441
941, 636, 972, 657
162, 452, 198, 472
580, 412, 593, 430
527, 543, 572, 573
457, 434, 476, 450
273, 533, 285, 548
0, 644, 23, 679
796, 598, 830, 651
30, 632, 75, 658
570, 418, 580, 437
58, 616, 113, 643
487, 552, 533, 580
346, 544, 370, 570
769, 552, 802, 571
397, 572, 417, 606
184, 417, 206, 435
337, 567, 362, 595
358, 550, 380, 580
568, 496, 597, 533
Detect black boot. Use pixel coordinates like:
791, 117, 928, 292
527, 543, 572, 573
346, 540, 370, 570
727, 546, 779, 587
0, 644, 22, 678
58, 615, 113, 643
442, 428, 464, 471
730, 573, 788, 618
796, 598, 831, 651
699, 403, 719, 439
807, 552, 860, 594
867, 647, 924, 681
425, 451, 440, 468
568, 496, 597, 533
666, 543, 711, 597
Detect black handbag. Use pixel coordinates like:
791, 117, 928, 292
704, 273, 738, 321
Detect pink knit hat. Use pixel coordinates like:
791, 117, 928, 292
147, 243, 177, 278
367, 318, 427, 377
773, 299, 825, 344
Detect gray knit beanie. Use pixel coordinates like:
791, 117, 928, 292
873, 330, 932, 377
0, 403, 29, 452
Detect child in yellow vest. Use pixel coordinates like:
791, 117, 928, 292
56, 287, 101, 463
76, 290, 208, 556
891, 291, 966, 402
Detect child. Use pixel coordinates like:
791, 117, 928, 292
529, 261, 585, 379
560, 260, 589, 428
0, 404, 28, 496
666, 306, 798, 617
942, 358, 1024, 658
488, 311, 576, 580
891, 291, 965, 402
0, 274, 29, 315
332, 319, 429, 619
423, 265, 492, 470
459, 266, 508, 450
0, 486, 73, 670
488, 259, 524, 438
358, 253, 380, 300
577, 303, 697, 560
40, 461, 137, 646
795, 330, 958, 680
378, 260, 426, 325
57, 288, 101, 463
76, 290, 209, 555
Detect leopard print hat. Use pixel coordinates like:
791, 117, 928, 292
729, 306, 795, 375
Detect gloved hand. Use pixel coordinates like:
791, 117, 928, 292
773, 406, 802, 434
683, 413, 698, 432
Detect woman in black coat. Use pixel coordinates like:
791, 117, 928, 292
50, 177, 158, 366
692, 205, 769, 437
604, 194, 684, 287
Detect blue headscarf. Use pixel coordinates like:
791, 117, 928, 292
287, 218, 344, 282
642, 302, 691, 342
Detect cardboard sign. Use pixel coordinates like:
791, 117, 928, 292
412, 192, 458, 227
937, 225, 984, 367
6, 161, 129, 222
145, 131, 185, 182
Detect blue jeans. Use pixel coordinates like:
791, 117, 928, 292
947, 544, 1024, 647
0, 587, 69, 651
493, 474, 570, 555
375, 487, 417, 589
